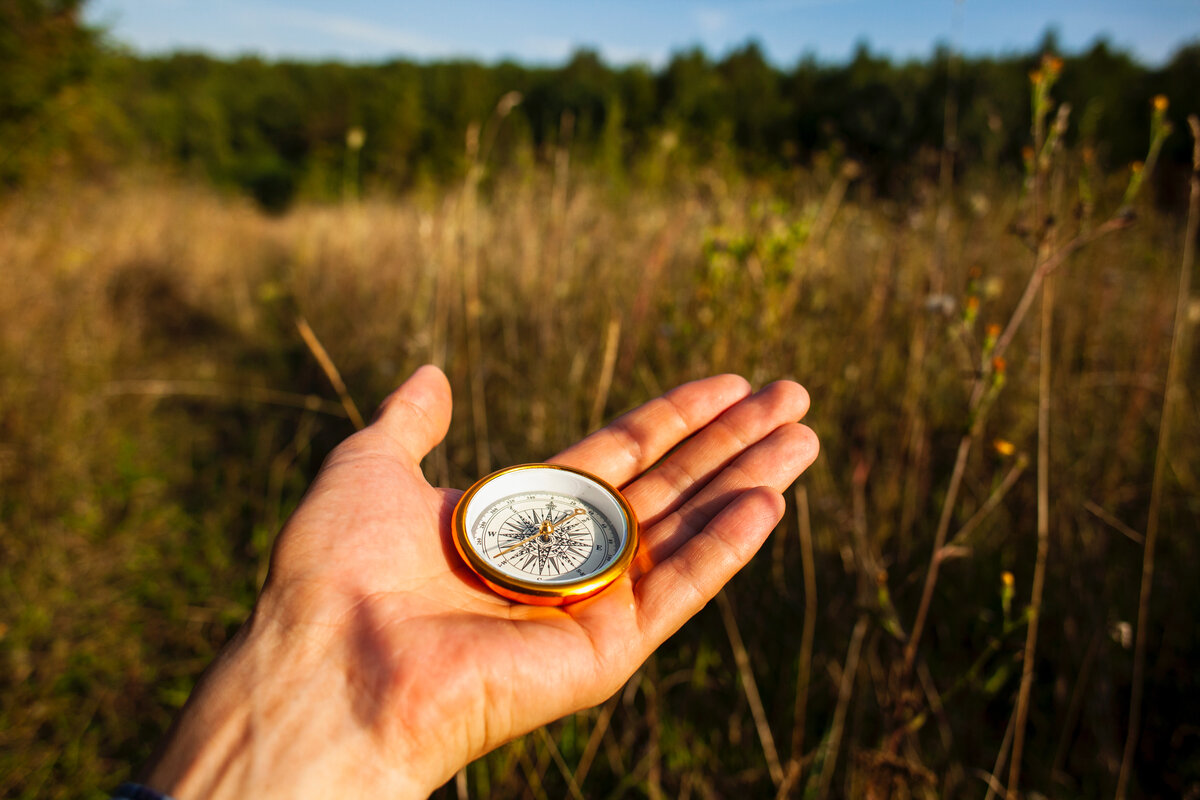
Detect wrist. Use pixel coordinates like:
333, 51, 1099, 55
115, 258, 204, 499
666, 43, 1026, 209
141, 608, 432, 800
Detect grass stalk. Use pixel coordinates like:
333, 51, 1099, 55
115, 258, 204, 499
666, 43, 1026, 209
645, 657, 663, 800
1082, 500, 1144, 545
461, 122, 491, 475
787, 486, 818, 789
981, 215, 1130, 392
263, 412, 317, 581
1006, 269, 1055, 800
982, 705, 1018, 800
295, 315, 365, 430
102, 379, 348, 418
771, 509, 788, 595
1051, 629, 1101, 781
537, 726, 586, 800
571, 696, 618, 789
917, 661, 952, 748
930, 28, 961, 298
459, 95, 522, 476
904, 432, 973, 674
588, 317, 622, 432
1114, 113, 1200, 800
816, 615, 868, 800
946, 453, 1029, 549
515, 736, 550, 800
551, 110, 575, 311
1008, 98, 1072, 800
717, 590, 785, 787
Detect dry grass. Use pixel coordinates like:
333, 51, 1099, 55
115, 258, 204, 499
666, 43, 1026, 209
0, 152, 1196, 798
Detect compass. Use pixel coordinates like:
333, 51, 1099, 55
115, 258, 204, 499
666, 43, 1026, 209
452, 464, 639, 605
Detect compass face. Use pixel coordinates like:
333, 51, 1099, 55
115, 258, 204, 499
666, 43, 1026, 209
471, 492, 620, 583
452, 465, 638, 605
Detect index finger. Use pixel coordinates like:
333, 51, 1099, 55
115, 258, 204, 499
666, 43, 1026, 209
549, 374, 751, 487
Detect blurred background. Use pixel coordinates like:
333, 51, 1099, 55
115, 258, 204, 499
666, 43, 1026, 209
2, 1, 1198, 797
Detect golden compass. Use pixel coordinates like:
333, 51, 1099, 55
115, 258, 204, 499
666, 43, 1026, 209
452, 464, 639, 605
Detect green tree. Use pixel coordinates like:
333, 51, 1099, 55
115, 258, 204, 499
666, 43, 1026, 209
0, 0, 97, 184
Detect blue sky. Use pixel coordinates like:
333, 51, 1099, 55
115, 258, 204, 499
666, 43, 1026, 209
84, 0, 1199, 67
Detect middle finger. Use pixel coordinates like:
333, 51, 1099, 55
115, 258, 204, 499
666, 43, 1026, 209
622, 380, 811, 528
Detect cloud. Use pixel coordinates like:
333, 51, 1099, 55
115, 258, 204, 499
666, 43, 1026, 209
602, 43, 668, 67
237, 4, 456, 58
517, 35, 665, 67
518, 35, 574, 62
752, 0, 858, 9
694, 7, 730, 34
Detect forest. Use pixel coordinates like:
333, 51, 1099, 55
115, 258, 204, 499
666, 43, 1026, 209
4, 0, 1200, 208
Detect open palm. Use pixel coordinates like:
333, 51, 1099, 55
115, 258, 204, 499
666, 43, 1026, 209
145, 366, 817, 799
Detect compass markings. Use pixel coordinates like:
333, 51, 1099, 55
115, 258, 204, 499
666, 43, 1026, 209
476, 490, 622, 580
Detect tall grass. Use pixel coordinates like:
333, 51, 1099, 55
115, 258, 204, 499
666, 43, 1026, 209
1, 122, 1196, 798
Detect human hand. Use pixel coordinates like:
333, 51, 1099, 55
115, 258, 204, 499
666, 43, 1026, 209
141, 365, 817, 799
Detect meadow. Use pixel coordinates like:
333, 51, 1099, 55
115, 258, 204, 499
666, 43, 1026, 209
2, 79, 1199, 799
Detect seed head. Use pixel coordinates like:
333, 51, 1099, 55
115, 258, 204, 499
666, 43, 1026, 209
1042, 55, 1064, 75
1131, 160, 1144, 175
986, 323, 1002, 339
1028, 69, 1044, 86
993, 438, 1015, 456
992, 356, 1007, 375
1152, 95, 1169, 112
496, 91, 523, 117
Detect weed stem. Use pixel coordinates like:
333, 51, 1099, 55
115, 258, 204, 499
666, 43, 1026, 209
1115, 113, 1200, 800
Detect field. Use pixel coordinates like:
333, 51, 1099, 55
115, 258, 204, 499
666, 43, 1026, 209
2, 113, 1198, 798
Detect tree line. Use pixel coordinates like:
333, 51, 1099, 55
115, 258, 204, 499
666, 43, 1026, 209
3, 1, 1198, 208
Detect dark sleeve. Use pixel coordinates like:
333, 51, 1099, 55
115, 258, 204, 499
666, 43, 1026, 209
111, 782, 176, 800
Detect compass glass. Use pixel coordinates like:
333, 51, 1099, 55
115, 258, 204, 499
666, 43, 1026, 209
453, 464, 637, 604
470, 491, 619, 583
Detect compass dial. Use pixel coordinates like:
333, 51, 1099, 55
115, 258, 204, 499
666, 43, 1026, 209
475, 493, 619, 582
452, 465, 638, 605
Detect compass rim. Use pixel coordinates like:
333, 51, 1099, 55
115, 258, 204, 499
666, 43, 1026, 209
452, 463, 639, 605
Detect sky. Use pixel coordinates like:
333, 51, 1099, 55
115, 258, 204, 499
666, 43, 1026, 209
83, 0, 1200, 68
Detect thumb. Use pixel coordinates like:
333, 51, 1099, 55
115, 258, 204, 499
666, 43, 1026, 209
368, 364, 453, 466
